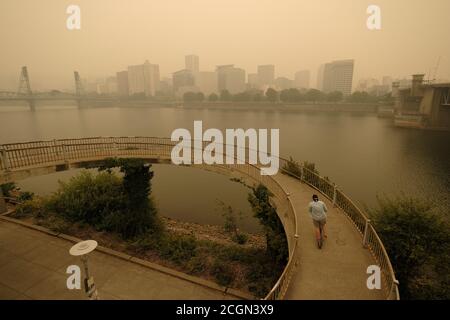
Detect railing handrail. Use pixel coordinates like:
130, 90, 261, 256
0, 137, 398, 300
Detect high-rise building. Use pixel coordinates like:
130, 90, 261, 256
106, 76, 117, 94
194, 71, 218, 95
127, 60, 160, 97
116, 71, 129, 96
320, 60, 354, 95
185, 55, 199, 73
294, 70, 310, 89
257, 65, 275, 86
248, 73, 259, 89
216, 65, 246, 94
173, 69, 195, 94
275, 77, 294, 90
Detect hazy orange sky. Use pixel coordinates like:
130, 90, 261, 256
1, 0, 449, 90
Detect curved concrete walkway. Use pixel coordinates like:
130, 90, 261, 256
0, 220, 237, 300
272, 173, 383, 300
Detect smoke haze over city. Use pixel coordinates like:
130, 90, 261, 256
1, 0, 450, 90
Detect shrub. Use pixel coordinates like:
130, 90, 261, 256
48, 170, 125, 227
371, 195, 450, 300
232, 233, 248, 245
0, 182, 16, 197
211, 258, 235, 286
14, 197, 48, 219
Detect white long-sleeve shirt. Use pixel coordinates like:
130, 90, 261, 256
308, 200, 328, 221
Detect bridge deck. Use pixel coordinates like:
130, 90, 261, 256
273, 173, 383, 300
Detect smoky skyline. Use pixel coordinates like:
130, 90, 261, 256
1, 0, 449, 91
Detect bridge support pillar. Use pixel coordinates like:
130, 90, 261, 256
28, 99, 36, 111
0, 187, 7, 214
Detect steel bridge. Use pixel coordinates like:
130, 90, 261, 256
0, 137, 400, 300
0, 67, 116, 110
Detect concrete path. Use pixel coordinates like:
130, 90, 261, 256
0, 220, 235, 300
273, 173, 384, 300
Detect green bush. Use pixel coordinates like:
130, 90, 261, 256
232, 233, 248, 245
0, 182, 16, 197
371, 195, 450, 300
211, 258, 235, 286
14, 197, 48, 219
48, 170, 125, 227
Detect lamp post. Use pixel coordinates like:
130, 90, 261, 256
69, 240, 99, 300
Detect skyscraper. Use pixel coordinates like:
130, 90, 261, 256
172, 69, 195, 94
294, 70, 310, 89
216, 65, 246, 94
185, 55, 199, 73
320, 60, 354, 95
257, 65, 275, 86
127, 60, 160, 97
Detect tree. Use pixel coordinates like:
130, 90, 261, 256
183, 91, 197, 102
371, 196, 450, 299
265, 88, 278, 102
220, 90, 232, 101
248, 184, 288, 264
280, 88, 302, 102
98, 158, 161, 239
195, 92, 205, 102
304, 89, 325, 103
326, 91, 343, 102
232, 91, 252, 102
208, 93, 219, 101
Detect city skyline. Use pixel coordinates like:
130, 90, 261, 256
1, 0, 449, 90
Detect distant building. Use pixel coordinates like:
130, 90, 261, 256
294, 70, 310, 89
106, 76, 117, 94
320, 59, 354, 95
127, 60, 160, 97
257, 65, 275, 86
158, 77, 173, 95
248, 73, 259, 89
275, 77, 294, 90
216, 65, 246, 94
173, 69, 195, 94
185, 55, 199, 73
194, 71, 218, 95
116, 71, 129, 96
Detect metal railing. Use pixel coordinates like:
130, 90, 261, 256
0, 137, 399, 299
279, 158, 400, 300
0, 137, 298, 300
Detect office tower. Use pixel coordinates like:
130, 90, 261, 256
172, 69, 196, 94
257, 65, 275, 86
294, 70, 310, 89
321, 59, 354, 95
317, 64, 325, 91
116, 71, 129, 96
194, 71, 218, 95
185, 55, 199, 73
248, 73, 259, 89
127, 60, 160, 97
216, 65, 246, 94
275, 77, 295, 90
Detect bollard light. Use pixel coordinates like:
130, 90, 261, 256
69, 240, 99, 300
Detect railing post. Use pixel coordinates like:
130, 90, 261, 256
0, 187, 7, 214
332, 183, 337, 207
1, 149, 10, 171
362, 219, 371, 248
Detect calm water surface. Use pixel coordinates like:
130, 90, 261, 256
0, 104, 448, 230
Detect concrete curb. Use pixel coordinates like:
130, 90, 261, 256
0, 214, 255, 300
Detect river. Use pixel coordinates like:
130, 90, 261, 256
0, 104, 448, 231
